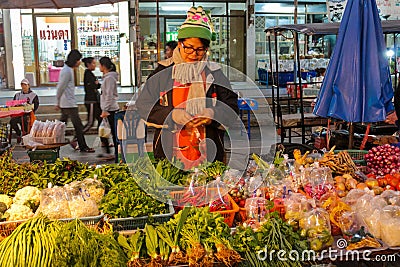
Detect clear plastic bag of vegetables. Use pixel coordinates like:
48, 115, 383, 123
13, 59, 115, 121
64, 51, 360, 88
264, 165, 287, 199
361, 208, 381, 239
338, 210, 363, 237
283, 192, 309, 229
299, 206, 333, 251
301, 166, 334, 200
244, 197, 270, 227
64, 185, 100, 218
380, 205, 400, 247
36, 187, 71, 219
380, 190, 400, 204
80, 178, 105, 204
221, 169, 243, 189
343, 189, 371, 206
206, 178, 232, 212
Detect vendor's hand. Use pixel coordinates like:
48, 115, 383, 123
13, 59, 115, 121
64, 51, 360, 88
192, 108, 214, 128
55, 105, 60, 111
101, 111, 110, 118
385, 112, 398, 125
172, 109, 193, 126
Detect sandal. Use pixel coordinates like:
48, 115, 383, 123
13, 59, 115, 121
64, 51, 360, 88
80, 147, 95, 153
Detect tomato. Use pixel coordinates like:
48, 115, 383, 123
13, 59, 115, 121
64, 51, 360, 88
389, 178, 400, 188
367, 173, 377, 179
377, 177, 388, 187
393, 173, 400, 180
396, 183, 400, 191
385, 174, 394, 182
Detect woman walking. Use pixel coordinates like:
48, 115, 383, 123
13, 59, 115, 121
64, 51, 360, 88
99, 56, 119, 161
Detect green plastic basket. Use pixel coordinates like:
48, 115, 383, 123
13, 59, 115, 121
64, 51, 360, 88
27, 149, 59, 163
59, 213, 104, 226
334, 149, 368, 165
109, 200, 174, 231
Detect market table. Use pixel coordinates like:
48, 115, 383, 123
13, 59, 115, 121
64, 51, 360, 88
0, 107, 33, 144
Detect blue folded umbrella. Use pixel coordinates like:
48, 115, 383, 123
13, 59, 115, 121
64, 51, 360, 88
313, 0, 394, 123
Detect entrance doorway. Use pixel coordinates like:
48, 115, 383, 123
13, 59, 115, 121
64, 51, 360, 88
35, 16, 72, 85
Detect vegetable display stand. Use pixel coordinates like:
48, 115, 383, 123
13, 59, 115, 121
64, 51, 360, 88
109, 200, 174, 231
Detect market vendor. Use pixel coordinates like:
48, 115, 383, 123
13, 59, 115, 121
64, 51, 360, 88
136, 6, 238, 169
9, 78, 39, 143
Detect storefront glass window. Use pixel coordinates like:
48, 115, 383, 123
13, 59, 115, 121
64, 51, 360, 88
194, 3, 226, 15
36, 16, 71, 85
139, 2, 157, 16
159, 2, 192, 16
139, 16, 158, 83
76, 14, 120, 85
228, 3, 245, 14
21, 15, 36, 86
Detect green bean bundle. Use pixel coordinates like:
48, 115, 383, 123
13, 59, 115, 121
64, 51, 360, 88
0, 214, 61, 267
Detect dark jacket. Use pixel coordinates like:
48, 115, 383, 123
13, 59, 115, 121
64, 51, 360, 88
14, 90, 39, 112
136, 62, 238, 162
83, 69, 101, 103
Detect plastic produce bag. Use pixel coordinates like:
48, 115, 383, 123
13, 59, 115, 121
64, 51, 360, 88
301, 166, 334, 200
36, 187, 71, 219
80, 178, 105, 204
299, 207, 333, 251
206, 177, 232, 212
362, 209, 381, 239
244, 197, 269, 224
284, 193, 309, 227
381, 218, 400, 247
343, 189, 371, 206
98, 118, 111, 138
338, 210, 363, 236
64, 182, 100, 218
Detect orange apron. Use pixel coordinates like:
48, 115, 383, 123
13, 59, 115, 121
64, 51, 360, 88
172, 81, 206, 169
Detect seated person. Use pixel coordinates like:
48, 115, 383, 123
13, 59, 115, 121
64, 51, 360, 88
10, 78, 39, 143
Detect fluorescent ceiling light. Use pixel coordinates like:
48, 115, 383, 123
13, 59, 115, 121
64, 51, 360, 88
161, 5, 191, 11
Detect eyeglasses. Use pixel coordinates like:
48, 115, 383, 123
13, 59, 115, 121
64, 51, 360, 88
181, 42, 207, 56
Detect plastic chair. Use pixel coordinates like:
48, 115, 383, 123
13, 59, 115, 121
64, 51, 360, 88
115, 110, 145, 163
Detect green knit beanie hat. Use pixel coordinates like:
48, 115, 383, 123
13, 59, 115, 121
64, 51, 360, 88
177, 6, 216, 41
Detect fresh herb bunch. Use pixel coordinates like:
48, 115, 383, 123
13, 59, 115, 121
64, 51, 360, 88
233, 213, 309, 267
99, 178, 169, 219
54, 219, 127, 267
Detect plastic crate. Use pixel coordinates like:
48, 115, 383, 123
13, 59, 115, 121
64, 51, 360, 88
170, 191, 239, 227
109, 200, 174, 231
59, 213, 104, 227
334, 149, 368, 165
27, 149, 59, 163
